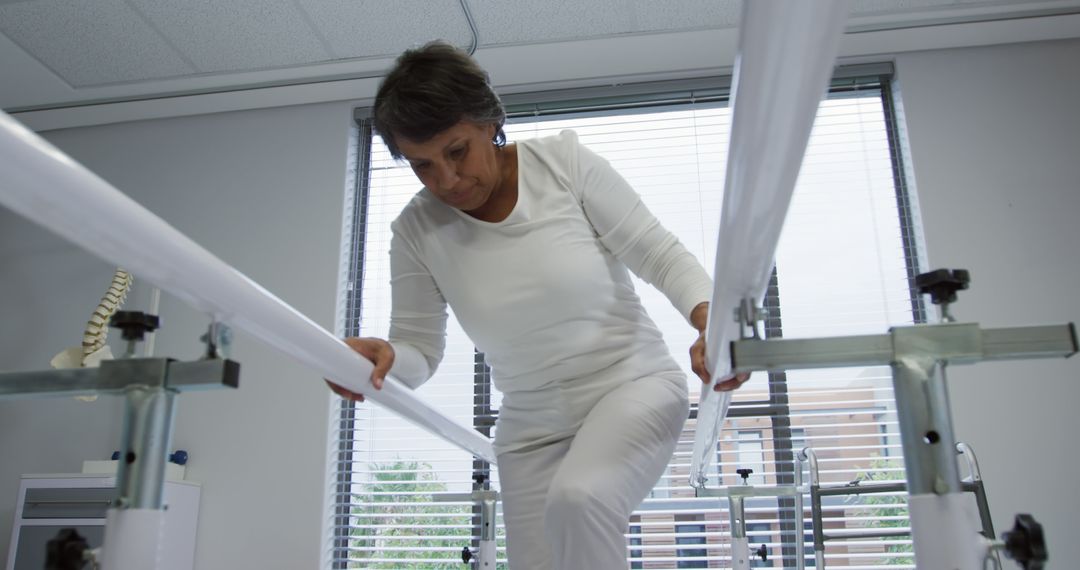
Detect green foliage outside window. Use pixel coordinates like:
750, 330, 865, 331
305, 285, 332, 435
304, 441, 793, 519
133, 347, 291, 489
350, 460, 473, 569
850, 458, 914, 566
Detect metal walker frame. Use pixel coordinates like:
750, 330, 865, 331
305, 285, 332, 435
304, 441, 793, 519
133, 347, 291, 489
796, 442, 997, 569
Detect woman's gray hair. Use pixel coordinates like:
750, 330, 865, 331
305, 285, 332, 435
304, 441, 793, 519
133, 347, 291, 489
373, 40, 506, 159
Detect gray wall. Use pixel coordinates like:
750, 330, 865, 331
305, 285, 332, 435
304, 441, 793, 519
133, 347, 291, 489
1, 36, 1078, 569
895, 38, 1080, 565
0, 101, 352, 568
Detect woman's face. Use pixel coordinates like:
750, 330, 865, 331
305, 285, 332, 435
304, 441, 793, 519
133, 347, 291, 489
397, 121, 504, 214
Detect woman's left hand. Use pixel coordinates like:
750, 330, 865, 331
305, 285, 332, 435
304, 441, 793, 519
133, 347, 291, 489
689, 302, 751, 392
690, 329, 711, 384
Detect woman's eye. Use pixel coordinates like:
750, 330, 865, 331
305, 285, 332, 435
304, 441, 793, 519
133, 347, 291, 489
450, 147, 466, 159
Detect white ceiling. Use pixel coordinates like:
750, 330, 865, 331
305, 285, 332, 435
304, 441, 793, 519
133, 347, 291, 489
2, 0, 1079, 121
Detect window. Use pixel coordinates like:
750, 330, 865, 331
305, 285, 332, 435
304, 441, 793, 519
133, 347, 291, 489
675, 523, 708, 569
332, 64, 921, 568
746, 522, 774, 568
628, 519, 643, 570
735, 431, 766, 486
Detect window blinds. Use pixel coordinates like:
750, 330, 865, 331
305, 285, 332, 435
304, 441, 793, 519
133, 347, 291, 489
334, 70, 922, 569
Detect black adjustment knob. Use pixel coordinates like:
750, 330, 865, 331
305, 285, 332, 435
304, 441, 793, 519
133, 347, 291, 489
473, 473, 487, 489
1002, 514, 1048, 570
45, 528, 88, 570
109, 311, 160, 341
755, 544, 768, 562
461, 546, 473, 564
736, 468, 754, 483
915, 269, 970, 305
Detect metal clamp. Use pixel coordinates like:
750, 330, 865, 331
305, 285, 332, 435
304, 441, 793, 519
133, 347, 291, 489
735, 297, 765, 340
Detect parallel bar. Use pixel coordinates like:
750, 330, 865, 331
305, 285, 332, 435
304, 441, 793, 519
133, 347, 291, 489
0, 110, 495, 464
691, 0, 850, 487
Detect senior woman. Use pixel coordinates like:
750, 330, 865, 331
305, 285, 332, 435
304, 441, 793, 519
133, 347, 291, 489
327, 40, 748, 569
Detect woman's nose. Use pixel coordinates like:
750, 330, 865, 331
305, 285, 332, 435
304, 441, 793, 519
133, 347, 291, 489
434, 162, 460, 190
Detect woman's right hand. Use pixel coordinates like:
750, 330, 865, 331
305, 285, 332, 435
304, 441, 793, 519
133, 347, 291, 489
325, 337, 396, 402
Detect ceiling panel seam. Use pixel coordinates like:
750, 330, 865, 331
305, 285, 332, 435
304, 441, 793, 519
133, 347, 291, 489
290, 0, 339, 60
0, 29, 73, 88
121, 0, 198, 74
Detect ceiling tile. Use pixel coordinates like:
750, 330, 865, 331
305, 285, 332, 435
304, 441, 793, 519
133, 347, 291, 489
296, 0, 472, 60
0, 0, 193, 87
2, 0, 1076, 105
468, 0, 742, 46
624, 0, 741, 32
469, 0, 638, 45
127, 0, 331, 73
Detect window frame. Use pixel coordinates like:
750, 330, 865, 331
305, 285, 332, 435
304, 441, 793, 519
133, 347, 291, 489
333, 62, 922, 569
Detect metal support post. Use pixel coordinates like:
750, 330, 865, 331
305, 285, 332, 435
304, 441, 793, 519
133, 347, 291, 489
105, 359, 179, 510
793, 475, 805, 570
476, 491, 497, 568
890, 326, 975, 496
797, 448, 826, 570
698, 477, 803, 570
891, 326, 986, 569
103, 377, 179, 570
115, 385, 177, 509
729, 493, 751, 570
434, 489, 499, 568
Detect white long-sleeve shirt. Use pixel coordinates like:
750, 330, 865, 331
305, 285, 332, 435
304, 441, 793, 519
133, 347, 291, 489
387, 130, 712, 454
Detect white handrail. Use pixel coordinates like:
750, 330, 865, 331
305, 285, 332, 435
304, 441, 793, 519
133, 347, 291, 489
691, 0, 851, 486
0, 110, 495, 464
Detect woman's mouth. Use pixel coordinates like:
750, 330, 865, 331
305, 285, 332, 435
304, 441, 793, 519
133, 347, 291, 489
446, 187, 474, 206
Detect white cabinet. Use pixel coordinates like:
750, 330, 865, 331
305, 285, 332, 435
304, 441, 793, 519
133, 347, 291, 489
5, 474, 200, 570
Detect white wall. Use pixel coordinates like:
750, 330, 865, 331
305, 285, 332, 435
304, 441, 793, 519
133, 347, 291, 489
895, 38, 1080, 566
0, 101, 353, 568
1, 33, 1078, 569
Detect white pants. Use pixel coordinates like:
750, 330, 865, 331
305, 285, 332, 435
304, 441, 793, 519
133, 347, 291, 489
496, 372, 689, 569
